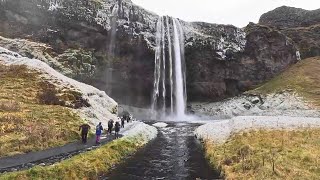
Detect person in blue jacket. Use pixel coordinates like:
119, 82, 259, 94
95, 122, 103, 144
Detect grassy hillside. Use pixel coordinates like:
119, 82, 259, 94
201, 57, 320, 179
0, 63, 85, 157
204, 129, 320, 179
251, 56, 320, 107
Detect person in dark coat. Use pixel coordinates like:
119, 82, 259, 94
115, 122, 121, 139
108, 119, 114, 135
79, 124, 91, 144
121, 116, 125, 128
95, 122, 103, 144
126, 115, 130, 123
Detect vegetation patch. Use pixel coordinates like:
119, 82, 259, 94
204, 129, 320, 179
0, 63, 84, 157
251, 56, 320, 107
0, 136, 146, 180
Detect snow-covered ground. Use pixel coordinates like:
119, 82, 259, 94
195, 116, 320, 144
190, 92, 320, 118
121, 121, 158, 141
0, 46, 118, 127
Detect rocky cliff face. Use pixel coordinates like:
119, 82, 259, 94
259, 6, 320, 59
186, 22, 298, 101
0, 0, 299, 107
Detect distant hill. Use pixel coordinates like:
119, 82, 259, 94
259, 6, 320, 28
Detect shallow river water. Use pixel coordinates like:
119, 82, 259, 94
104, 122, 221, 180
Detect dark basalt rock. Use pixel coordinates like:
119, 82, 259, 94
186, 22, 298, 102
0, 0, 299, 107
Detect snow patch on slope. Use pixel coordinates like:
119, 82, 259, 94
0, 47, 118, 127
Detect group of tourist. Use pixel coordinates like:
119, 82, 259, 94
79, 115, 132, 144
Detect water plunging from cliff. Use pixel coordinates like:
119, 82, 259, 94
172, 18, 187, 118
151, 16, 187, 120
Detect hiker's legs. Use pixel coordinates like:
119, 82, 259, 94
96, 135, 100, 144
81, 132, 87, 143
84, 132, 88, 143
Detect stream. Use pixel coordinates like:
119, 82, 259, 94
104, 122, 221, 180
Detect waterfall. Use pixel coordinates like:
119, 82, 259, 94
109, 4, 118, 56
161, 18, 166, 114
172, 18, 186, 118
151, 17, 163, 116
151, 16, 187, 120
166, 17, 174, 115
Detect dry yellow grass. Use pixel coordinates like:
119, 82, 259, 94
0, 64, 84, 157
204, 129, 320, 179
251, 56, 320, 107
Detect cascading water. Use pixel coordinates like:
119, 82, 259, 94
151, 17, 163, 116
166, 17, 174, 115
109, 4, 118, 55
151, 16, 187, 120
172, 18, 187, 118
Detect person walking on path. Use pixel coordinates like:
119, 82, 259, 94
95, 122, 103, 144
126, 115, 130, 123
108, 119, 114, 135
115, 121, 121, 139
79, 123, 90, 144
121, 116, 125, 128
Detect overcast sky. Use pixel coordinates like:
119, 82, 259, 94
131, 0, 320, 27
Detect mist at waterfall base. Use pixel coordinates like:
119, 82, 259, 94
150, 16, 207, 122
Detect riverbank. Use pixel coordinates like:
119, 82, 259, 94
0, 122, 157, 180
195, 116, 320, 179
